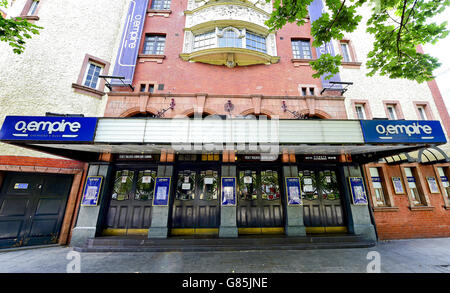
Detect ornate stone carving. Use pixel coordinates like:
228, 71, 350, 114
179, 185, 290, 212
183, 31, 194, 53
186, 4, 269, 29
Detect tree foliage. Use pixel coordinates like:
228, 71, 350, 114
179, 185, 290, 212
0, 0, 42, 54
265, 0, 450, 83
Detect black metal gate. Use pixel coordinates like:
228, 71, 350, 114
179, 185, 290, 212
0, 172, 72, 248
171, 165, 220, 232
104, 168, 157, 235
236, 167, 284, 233
298, 167, 346, 232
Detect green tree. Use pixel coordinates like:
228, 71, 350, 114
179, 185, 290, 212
266, 0, 450, 83
0, 0, 42, 54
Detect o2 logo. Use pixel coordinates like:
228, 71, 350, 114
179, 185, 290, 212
0, 116, 98, 141
13, 120, 81, 137
360, 120, 445, 143
375, 122, 433, 139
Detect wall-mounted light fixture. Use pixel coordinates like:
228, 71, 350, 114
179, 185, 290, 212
225, 100, 234, 116
282, 100, 308, 120
156, 98, 176, 118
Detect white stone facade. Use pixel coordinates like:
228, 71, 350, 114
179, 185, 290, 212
0, 0, 129, 158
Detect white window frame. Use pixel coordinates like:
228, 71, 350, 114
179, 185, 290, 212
417, 105, 428, 120
387, 105, 397, 120
27, 0, 39, 16
340, 42, 352, 62
83, 61, 103, 90
192, 27, 268, 54
355, 104, 366, 119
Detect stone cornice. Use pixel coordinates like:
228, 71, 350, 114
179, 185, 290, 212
184, 1, 271, 17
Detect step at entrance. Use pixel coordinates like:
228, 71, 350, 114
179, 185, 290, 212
74, 235, 376, 252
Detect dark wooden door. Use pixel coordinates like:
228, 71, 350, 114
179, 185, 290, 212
0, 172, 72, 248
105, 169, 156, 234
171, 167, 220, 229
237, 167, 284, 229
299, 167, 345, 228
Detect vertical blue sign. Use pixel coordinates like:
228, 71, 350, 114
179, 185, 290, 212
81, 176, 104, 206
285, 177, 302, 205
348, 177, 368, 205
111, 0, 149, 86
153, 177, 171, 206
221, 177, 236, 206
308, 0, 342, 89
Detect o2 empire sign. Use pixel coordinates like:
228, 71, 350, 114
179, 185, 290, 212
0, 116, 98, 142
360, 120, 447, 144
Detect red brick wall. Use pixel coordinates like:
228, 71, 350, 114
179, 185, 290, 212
367, 163, 450, 240
132, 2, 321, 96
0, 156, 84, 169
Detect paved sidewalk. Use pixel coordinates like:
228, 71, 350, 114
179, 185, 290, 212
0, 238, 450, 273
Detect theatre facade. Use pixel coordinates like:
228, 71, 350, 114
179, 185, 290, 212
0, 115, 447, 247
0, 0, 449, 249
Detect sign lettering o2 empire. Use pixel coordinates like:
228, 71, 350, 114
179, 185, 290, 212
360, 120, 446, 144
0, 116, 98, 142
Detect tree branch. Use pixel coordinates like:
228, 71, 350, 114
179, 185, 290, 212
396, 0, 408, 57
324, 0, 347, 37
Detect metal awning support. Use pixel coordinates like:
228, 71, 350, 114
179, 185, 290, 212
99, 75, 134, 92
320, 81, 353, 95
418, 146, 450, 164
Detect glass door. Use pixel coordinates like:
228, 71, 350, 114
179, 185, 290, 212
171, 166, 220, 230
104, 169, 156, 235
299, 167, 345, 231
237, 167, 284, 232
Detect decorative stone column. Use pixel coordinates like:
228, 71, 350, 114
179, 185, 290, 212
148, 164, 174, 238
219, 164, 238, 238
70, 163, 113, 247
283, 164, 306, 236
341, 164, 377, 242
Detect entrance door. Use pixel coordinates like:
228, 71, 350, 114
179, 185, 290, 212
104, 169, 156, 235
171, 167, 220, 233
237, 167, 284, 234
298, 167, 346, 233
0, 172, 72, 248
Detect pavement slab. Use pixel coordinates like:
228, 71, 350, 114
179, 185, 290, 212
0, 238, 450, 273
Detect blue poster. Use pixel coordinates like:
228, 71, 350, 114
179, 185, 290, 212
153, 177, 171, 206
81, 176, 103, 206
221, 177, 236, 206
0, 116, 98, 142
111, 0, 149, 86
360, 120, 446, 144
285, 177, 302, 205
348, 177, 368, 205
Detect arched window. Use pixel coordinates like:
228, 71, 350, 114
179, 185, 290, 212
218, 28, 242, 48
192, 27, 268, 54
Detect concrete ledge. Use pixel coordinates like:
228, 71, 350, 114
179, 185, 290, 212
148, 227, 168, 238
70, 227, 96, 247
285, 226, 306, 237
219, 226, 238, 238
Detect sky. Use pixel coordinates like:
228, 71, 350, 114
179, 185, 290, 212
423, 6, 450, 112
